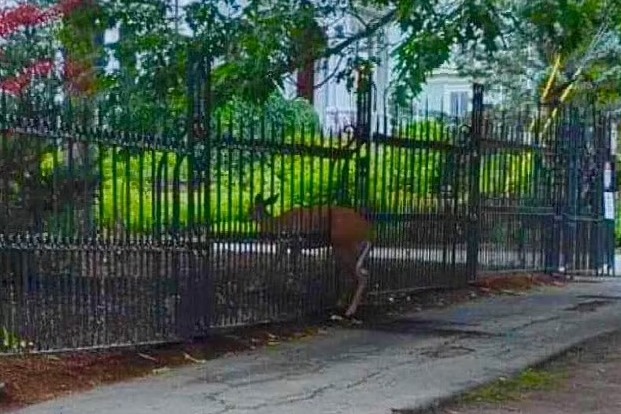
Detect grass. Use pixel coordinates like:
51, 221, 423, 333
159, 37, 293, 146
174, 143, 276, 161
460, 368, 567, 404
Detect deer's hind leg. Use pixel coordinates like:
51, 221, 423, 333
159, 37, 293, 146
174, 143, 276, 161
344, 241, 372, 317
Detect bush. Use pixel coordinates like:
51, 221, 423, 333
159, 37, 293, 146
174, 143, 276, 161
215, 93, 320, 138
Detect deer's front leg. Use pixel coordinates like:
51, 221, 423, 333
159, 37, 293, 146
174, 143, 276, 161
272, 240, 289, 271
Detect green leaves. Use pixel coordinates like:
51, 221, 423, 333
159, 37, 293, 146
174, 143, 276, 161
456, 0, 621, 107
49, 0, 512, 111
388, 0, 507, 104
16, 0, 616, 119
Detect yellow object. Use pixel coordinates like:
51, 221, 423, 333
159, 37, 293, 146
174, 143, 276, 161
541, 66, 584, 134
541, 55, 562, 102
529, 55, 561, 133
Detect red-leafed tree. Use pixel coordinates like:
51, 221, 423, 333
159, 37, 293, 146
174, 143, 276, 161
0, 0, 102, 233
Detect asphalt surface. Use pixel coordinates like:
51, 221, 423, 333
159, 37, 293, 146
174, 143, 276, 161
16, 280, 621, 414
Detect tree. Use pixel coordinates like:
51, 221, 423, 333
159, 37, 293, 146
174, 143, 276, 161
45, 0, 507, 115
1, 0, 515, 119
455, 0, 621, 109
0, 0, 106, 234
16, 1, 621, 115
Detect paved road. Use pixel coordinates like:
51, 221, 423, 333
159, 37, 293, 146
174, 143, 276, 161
17, 280, 621, 414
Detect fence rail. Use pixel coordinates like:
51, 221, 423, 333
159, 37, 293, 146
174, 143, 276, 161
0, 76, 617, 353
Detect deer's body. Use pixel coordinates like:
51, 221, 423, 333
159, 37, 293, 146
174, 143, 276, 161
251, 195, 372, 318
258, 205, 370, 246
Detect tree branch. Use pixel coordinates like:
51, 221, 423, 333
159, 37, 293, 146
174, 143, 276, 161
207, 7, 397, 107
313, 54, 345, 89
280, 8, 397, 91
321, 9, 397, 60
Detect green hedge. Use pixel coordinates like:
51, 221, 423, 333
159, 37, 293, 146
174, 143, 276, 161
28, 113, 538, 235
91, 120, 537, 233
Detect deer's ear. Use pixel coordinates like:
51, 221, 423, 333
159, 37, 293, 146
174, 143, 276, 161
254, 193, 264, 204
264, 194, 279, 205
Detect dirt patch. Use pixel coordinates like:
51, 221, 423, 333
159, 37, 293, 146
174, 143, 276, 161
470, 273, 566, 293
443, 330, 621, 414
363, 273, 565, 321
0, 323, 321, 411
0, 272, 565, 412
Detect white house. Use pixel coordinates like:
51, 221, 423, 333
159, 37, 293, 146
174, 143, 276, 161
281, 7, 476, 132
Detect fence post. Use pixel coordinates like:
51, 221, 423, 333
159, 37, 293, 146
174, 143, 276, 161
176, 44, 215, 339
602, 115, 617, 276
199, 49, 215, 332
354, 65, 373, 212
545, 105, 564, 274
466, 84, 484, 281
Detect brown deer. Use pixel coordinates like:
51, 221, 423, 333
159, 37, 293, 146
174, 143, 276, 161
250, 193, 373, 318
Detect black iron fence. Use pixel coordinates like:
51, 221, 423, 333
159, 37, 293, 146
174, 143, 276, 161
0, 68, 616, 352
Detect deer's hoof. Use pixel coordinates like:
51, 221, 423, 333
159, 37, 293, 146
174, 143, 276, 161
329, 314, 344, 322
346, 316, 363, 325
329, 313, 362, 326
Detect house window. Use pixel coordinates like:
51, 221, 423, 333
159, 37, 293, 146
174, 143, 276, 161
450, 91, 470, 117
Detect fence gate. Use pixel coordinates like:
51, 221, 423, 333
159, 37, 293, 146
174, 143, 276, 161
353, 80, 617, 281
556, 110, 616, 276
472, 89, 617, 277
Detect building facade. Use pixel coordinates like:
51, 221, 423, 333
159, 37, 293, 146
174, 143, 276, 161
282, 9, 476, 132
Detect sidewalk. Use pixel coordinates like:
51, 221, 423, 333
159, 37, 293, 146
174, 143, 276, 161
444, 329, 621, 414
16, 280, 621, 414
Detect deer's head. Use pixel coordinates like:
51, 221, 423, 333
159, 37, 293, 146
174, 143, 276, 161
249, 193, 279, 221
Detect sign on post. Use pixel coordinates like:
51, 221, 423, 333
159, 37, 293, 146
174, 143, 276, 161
604, 191, 615, 220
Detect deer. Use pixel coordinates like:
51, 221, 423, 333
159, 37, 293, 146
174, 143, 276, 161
249, 193, 373, 319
